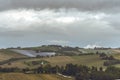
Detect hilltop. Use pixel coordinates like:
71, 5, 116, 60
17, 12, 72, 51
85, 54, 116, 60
0, 45, 120, 69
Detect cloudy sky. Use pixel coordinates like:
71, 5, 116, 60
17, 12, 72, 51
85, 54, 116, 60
0, 0, 120, 48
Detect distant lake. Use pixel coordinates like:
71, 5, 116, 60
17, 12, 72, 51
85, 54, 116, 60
11, 49, 56, 57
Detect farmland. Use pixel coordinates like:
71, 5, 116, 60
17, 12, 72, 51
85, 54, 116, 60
0, 46, 120, 80
0, 49, 27, 61
1, 55, 106, 69
0, 46, 120, 69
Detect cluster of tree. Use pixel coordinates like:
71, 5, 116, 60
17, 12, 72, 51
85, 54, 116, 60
36, 55, 55, 58
104, 60, 120, 66
94, 47, 111, 50
0, 57, 32, 65
78, 53, 95, 56
42, 45, 62, 48
98, 53, 120, 66
24, 60, 49, 66
57, 51, 78, 56
99, 53, 115, 60
32, 64, 120, 80
33, 63, 90, 76
0, 57, 47, 66
98, 52, 120, 66
31, 45, 82, 56
0, 67, 21, 72
1, 63, 120, 80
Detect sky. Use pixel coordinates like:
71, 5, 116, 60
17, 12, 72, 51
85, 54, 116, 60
0, 0, 120, 48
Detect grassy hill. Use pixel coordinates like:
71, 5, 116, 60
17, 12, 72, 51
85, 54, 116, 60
79, 49, 116, 54
0, 47, 120, 69
1, 55, 106, 69
112, 50, 120, 60
1, 47, 120, 80
0, 49, 27, 61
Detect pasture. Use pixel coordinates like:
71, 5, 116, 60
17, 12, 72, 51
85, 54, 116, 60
0, 48, 120, 69
0, 49, 27, 61
1, 55, 106, 69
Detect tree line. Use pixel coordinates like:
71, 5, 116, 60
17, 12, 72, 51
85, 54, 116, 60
0, 63, 120, 80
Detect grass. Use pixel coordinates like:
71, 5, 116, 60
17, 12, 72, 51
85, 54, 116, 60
79, 49, 115, 54
71, 55, 106, 68
1, 48, 118, 69
1, 55, 107, 69
0, 49, 27, 61
44, 56, 75, 66
112, 50, 120, 60
1, 56, 73, 68
25, 60, 49, 66
113, 64, 120, 68
0, 73, 74, 80
43, 55, 106, 68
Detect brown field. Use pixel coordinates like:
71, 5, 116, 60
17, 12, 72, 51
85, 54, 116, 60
0, 49, 27, 61
112, 50, 120, 60
0, 73, 74, 80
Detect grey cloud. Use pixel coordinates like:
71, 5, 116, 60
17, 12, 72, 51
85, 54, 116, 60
0, 2, 120, 48
0, 0, 120, 13
104, 14, 120, 30
0, 9, 119, 40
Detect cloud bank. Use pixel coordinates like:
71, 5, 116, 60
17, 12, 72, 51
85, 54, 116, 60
0, 0, 120, 13
0, 0, 120, 48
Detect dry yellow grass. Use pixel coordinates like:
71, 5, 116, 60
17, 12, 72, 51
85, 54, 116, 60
0, 49, 26, 61
1, 56, 75, 68
1, 61, 28, 68
112, 50, 120, 60
0, 73, 73, 80
40, 74, 60, 80
44, 56, 75, 66
0, 53, 11, 61
1, 55, 106, 68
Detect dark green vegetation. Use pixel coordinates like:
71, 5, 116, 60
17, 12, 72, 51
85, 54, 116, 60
0, 63, 120, 80
25, 60, 49, 66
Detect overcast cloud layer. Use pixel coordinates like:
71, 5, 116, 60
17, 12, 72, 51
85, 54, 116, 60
0, 0, 120, 48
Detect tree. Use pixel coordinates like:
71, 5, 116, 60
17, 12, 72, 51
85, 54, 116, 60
75, 72, 90, 80
99, 53, 107, 58
96, 51, 99, 54
91, 71, 115, 80
35, 50, 39, 53
91, 66, 97, 72
99, 67, 103, 71
106, 66, 120, 78
44, 64, 52, 73
109, 55, 115, 60
36, 65, 44, 73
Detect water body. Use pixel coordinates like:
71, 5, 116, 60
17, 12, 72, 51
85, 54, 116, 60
11, 49, 56, 57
